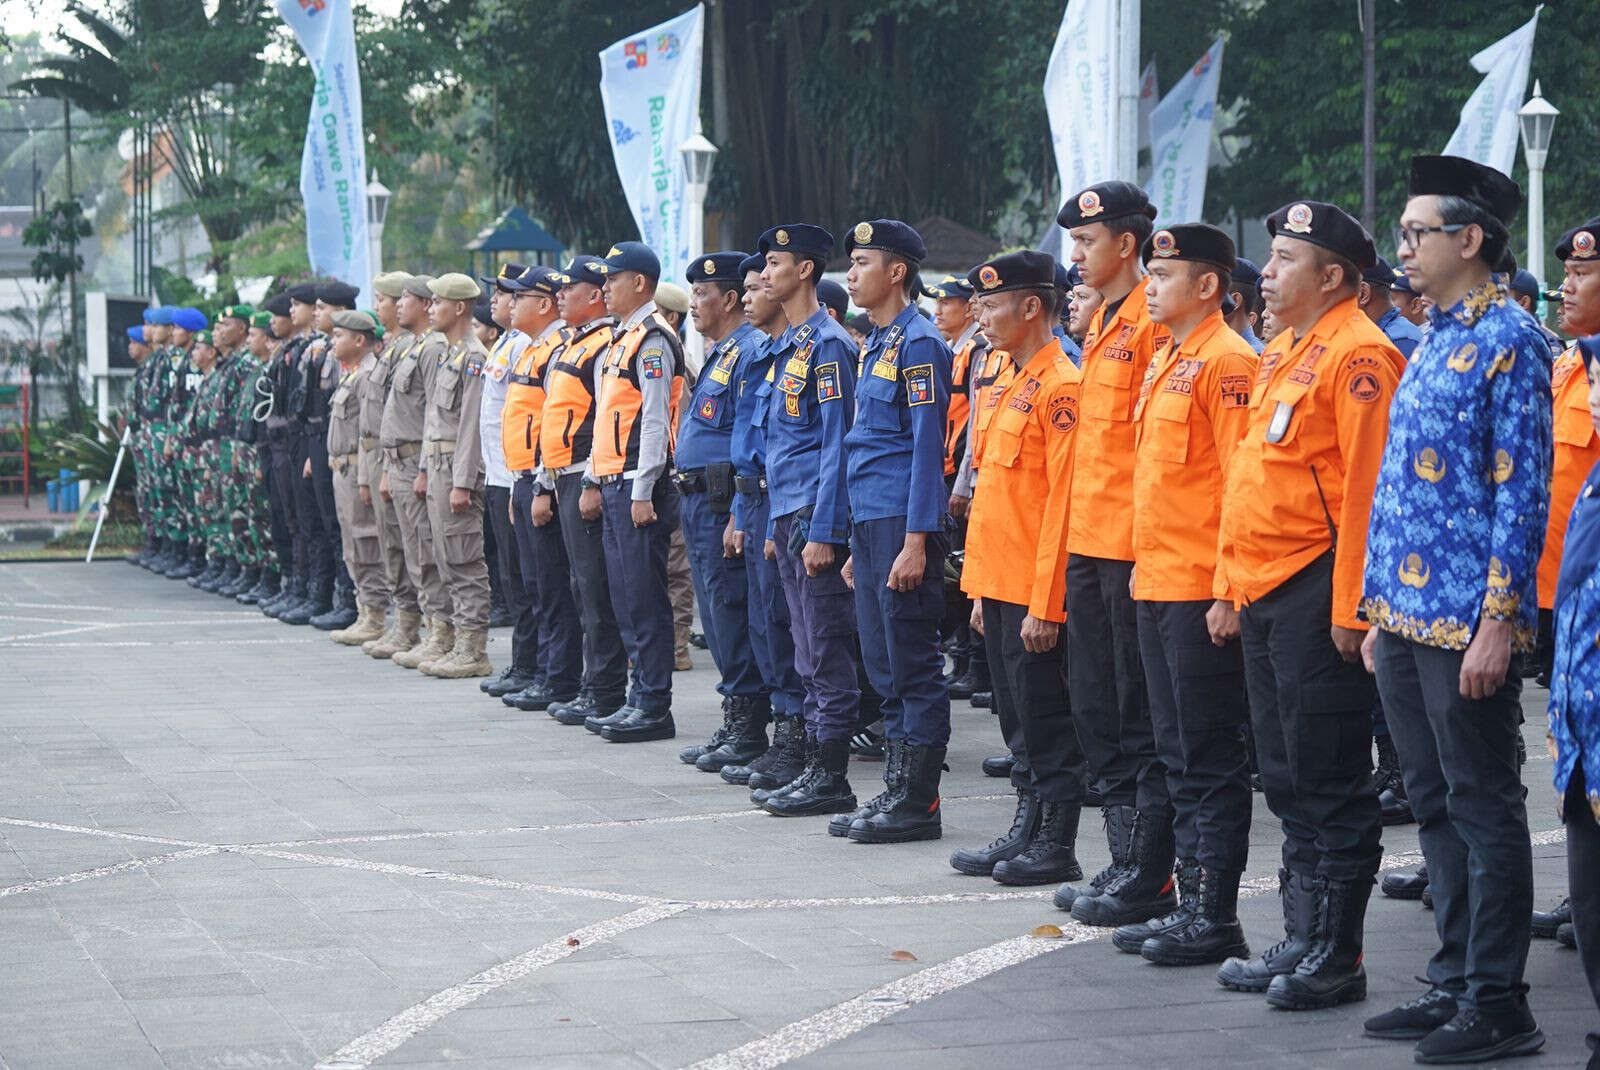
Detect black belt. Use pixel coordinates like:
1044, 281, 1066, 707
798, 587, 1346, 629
735, 474, 767, 495
674, 468, 706, 494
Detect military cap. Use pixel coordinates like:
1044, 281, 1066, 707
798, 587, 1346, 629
172, 307, 209, 331
1391, 268, 1418, 296
598, 241, 660, 281
472, 301, 498, 329
1556, 217, 1600, 262
1509, 270, 1541, 300
193, 329, 213, 346
756, 223, 834, 259
1141, 224, 1237, 275
1543, 287, 1563, 303
286, 283, 319, 305
1053, 261, 1073, 293
1065, 263, 1084, 289
263, 294, 293, 317
922, 274, 975, 300
655, 282, 689, 315
126, 325, 145, 342
331, 309, 380, 335
1408, 154, 1521, 226
250, 311, 272, 330
554, 256, 605, 288
686, 252, 749, 284
1230, 258, 1262, 290
218, 304, 255, 324
1057, 181, 1157, 229
428, 273, 482, 301
817, 279, 849, 319
844, 219, 927, 263
372, 272, 412, 298
510, 265, 562, 297
402, 274, 435, 300
968, 250, 1057, 295
1360, 257, 1397, 289
147, 305, 173, 325
1266, 201, 1377, 271
485, 261, 528, 293
738, 253, 765, 278
315, 281, 360, 308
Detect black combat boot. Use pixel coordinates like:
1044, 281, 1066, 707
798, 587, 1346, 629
507, 681, 573, 711
1071, 807, 1178, 926
207, 558, 241, 593
1532, 896, 1572, 938
946, 660, 975, 700
764, 739, 856, 817
1142, 865, 1250, 966
848, 744, 944, 843
680, 697, 734, 765
950, 789, 1040, 876
970, 690, 993, 709
281, 577, 332, 626
697, 696, 770, 772
600, 706, 676, 743
187, 555, 221, 588
1114, 858, 1198, 953
1216, 869, 1318, 992
222, 564, 258, 597
728, 716, 803, 787
830, 738, 904, 837
981, 754, 1015, 778
239, 567, 277, 605
312, 580, 357, 630
752, 735, 815, 805
165, 543, 198, 579
1266, 876, 1371, 1009
1055, 804, 1136, 911
1380, 863, 1429, 900
1373, 733, 1413, 825
145, 537, 171, 571
991, 800, 1081, 885
548, 688, 599, 725
264, 572, 305, 618
481, 665, 538, 698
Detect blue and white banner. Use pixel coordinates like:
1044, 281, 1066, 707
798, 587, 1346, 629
1146, 38, 1224, 226
597, 5, 705, 287
277, 0, 370, 306
1442, 5, 1542, 177
1039, 0, 1118, 257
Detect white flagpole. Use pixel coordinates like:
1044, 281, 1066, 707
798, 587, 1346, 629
85, 424, 130, 564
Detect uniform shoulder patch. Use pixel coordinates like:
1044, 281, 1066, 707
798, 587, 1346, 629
1219, 374, 1251, 408
641, 350, 665, 380
904, 363, 934, 406
1343, 351, 1384, 403
817, 362, 842, 402
1049, 391, 1077, 432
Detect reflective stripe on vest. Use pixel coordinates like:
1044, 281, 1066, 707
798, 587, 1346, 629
591, 317, 683, 477
538, 323, 613, 469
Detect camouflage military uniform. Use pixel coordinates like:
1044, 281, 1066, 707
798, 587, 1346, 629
167, 350, 204, 550
224, 348, 273, 569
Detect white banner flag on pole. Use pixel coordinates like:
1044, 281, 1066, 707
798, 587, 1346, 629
1442, 5, 1542, 176
1146, 38, 1224, 226
1137, 59, 1159, 151
597, 5, 705, 286
1040, 0, 1117, 256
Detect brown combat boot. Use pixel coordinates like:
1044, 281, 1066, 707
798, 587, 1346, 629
394, 616, 452, 670
366, 608, 421, 659
333, 604, 387, 646
423, 627, 492, 678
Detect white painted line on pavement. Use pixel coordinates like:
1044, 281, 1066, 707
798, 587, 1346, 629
697, 889, 1053, 912
0, 599, 262, 616
0, 817, 209, 848
311, 902, 688, 1070
0, 623, 119, 643
2, 637, 324, 648
0, 847, 220, 898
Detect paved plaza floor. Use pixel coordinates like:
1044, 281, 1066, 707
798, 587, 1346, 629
0, 561, 1588, 1068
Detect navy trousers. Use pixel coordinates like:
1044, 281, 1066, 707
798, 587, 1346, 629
681, 489, 763, 698
556, 471, 627, 706
600, 478, 679, 714
738, 491, 803, 717
510, 476, 582, 693
487, 484, 537, 672
850, 516, 951, 748
772, 511, 859, 742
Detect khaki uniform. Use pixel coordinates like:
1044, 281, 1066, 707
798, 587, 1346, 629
365, 330, 418, 615
329, 353, 387, 610
423, 334, 490, 628
381, 330, 452, 620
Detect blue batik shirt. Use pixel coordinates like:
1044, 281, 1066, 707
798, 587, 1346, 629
1549, 456, 1600, 822
1362, 279, 1553, 652
763, 306, 858, 543
676, 322, 757, 471
1376, 306, 1422, 361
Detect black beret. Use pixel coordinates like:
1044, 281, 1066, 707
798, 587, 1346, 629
472, 301, 497, 329
756, 223, 834, 259
263, 294, 293, 317
286, 283, 319, 305
844, 219, 926, 263
1361, 256, 1398, 289
1056, 181, 1157, 230
315, 281, 360, 308
922, 274, 975, 300
1556, 217, 1600, 262
1266, 201, 1377, 271
1408, 154, 1521, 226
1142, 224, 1236, 274
737, 253, 766, 278
1509, 270, 1540, 300
686, 251, 750, 284
1230, 258, 1261, 290
1065, 264, 1084, 289
968, 251, 1057, 295
816, 279, 849, 319
1580, 335, 1600, 374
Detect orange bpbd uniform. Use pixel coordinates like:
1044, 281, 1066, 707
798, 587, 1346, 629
1068, 283, 1171, 560
590, 311, 684, 477
1131, 310, 1258, 601
1218, 296, 1401, 628
538, 320, 614, 470
501, 325, 570, 472
967, 347, 1016, 476
943, 326, 984, 477
1538, 343, 1600, 609
962, 339, 1081, 622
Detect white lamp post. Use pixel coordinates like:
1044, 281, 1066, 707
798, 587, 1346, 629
365, 172, 392, 279
678, 123, 718, 372
1518, 82, 1558, 290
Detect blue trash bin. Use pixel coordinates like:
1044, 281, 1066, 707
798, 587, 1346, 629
47, 479, 60, 512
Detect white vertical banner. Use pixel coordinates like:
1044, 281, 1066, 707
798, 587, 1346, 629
1146, 38, 1224, 226
597, 5, 705, 287
276, 0, 370, 307
1137, 59, 1159, 151
1442, 5, 1542, 176
1044, 0, 1118, 215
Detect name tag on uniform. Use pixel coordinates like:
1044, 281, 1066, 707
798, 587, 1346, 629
871, 359, 898, 381
1266, 401, 1294, 443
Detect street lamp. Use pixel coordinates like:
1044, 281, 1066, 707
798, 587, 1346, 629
366, 172, 392, 279
678, 123, 718, 371
1518, 81, 1558, 289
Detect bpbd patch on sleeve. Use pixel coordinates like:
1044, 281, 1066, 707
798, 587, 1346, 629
904, 363, 934, 406
817, 362, 841, 402
642, 351, 665, 380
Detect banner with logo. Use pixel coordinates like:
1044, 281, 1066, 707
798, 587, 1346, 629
1039, 0, 1118, 256
1146, 38, 1224, 226
276, 0, 370, 306
597, 5, 705, 286
1442, 5, 1542, 176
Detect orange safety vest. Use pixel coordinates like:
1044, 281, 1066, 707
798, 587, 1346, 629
592, 313, 684, 477
501, 325, 571, 473
1538, 344, 1600, 608
944, 329, 983, 477
539, 320, 614, 470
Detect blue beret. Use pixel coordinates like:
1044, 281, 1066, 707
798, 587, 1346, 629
844, 219, 926, 263
509, 265, 562, 297
126, 325, 145, 342
140, 307, 155, 324
315, 281, 359, 308
968, 251, 1057, 295
600, 241, 660, 281
757, 223, 833, 259
147, 305, 174, 326
172, 307, 208, 331
1057, 181, 1157, 229
686, 251, 750, 284
1230, 258, 1262, 290
556, 256, 608, 289
817, 279, 849, 319
922, 274, 975, 300
737, 253, 765, 278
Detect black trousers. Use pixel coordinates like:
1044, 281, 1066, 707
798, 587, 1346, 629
289, 428, 328, 587
983, 598, 1085, 803
555, 471, 627, 706
486, 485, 537, 672
264, 431, 297, 576
511, 476, 583, 695
1137, 598, 1251, 872
306, 421, 346, 589
1565, 769, 1600, 1041
1239, 553, 1380, 883
1065, 554, 1165, 809
1374, 629, 1532, 1010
